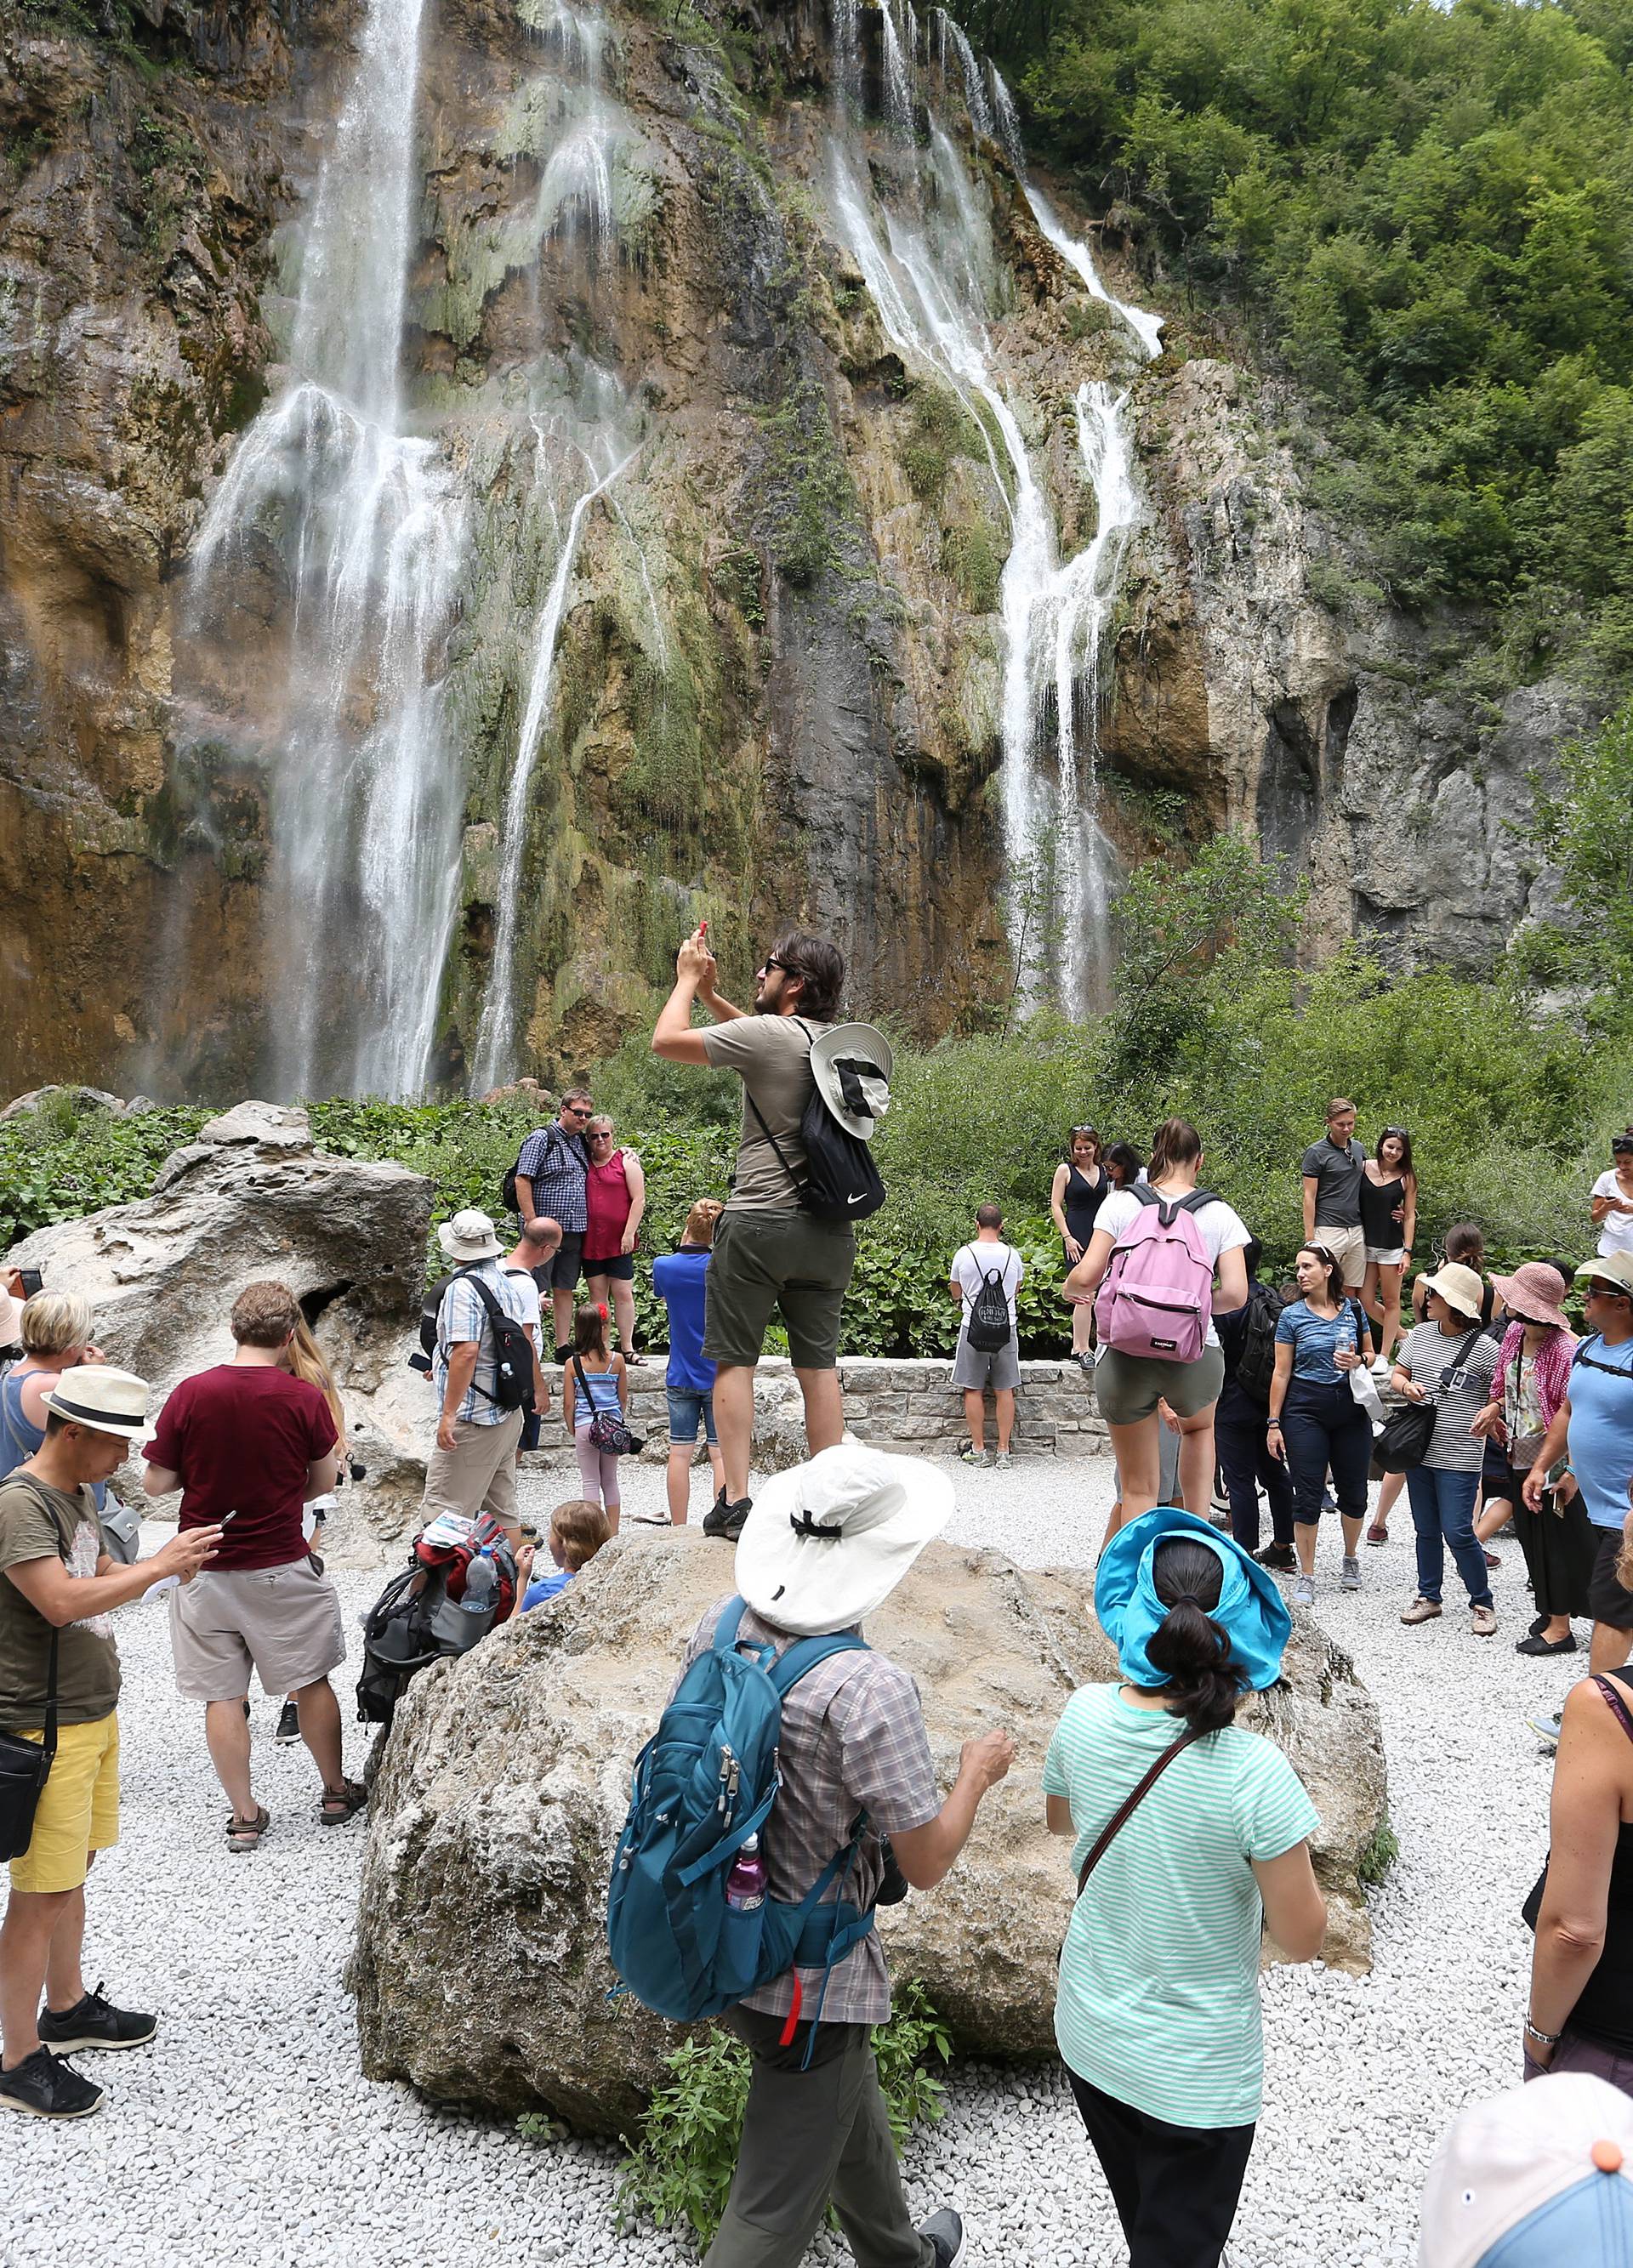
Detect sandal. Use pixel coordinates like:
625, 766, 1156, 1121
1365, 1523, 1389, 1546
319, 1779, 367, 1826
225, 1805, 270, 1853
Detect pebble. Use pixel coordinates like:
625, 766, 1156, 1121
0, 1459, 1548, 2263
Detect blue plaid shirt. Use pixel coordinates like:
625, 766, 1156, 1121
516, 1122, 590, 1234
434, 1263, 538, 1424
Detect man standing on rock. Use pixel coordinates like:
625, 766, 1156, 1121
514, 1089, 594, 1359
142, 1281, 362, 1850
1300, 1098, 1370, 1294
651, 926, 854, 1540
0, 1368, 219, 2119
686, 1443, 1014, 2267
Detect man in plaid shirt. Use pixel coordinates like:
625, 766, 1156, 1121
684, 1445, 1015, 2268
515, 1089, 594, 1358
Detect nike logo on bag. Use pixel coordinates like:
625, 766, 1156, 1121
845, 1191, 868, 1203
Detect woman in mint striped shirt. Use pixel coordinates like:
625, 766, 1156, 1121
1043, 1510, 1327, 2267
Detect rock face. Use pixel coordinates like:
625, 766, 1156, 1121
350, 1526, 1385, 2132
2, 1100, 430, 1552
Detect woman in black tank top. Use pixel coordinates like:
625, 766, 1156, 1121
1357, 1126, 1417, 1368
1527, 1665, 1633, 2095
1050, 1127, 1107, 1367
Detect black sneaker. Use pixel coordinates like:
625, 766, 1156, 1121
1255, 1543, 1296, 1572
702, 1489, 754, 1541
275, 1699, 301, 1743
37, 1982, 157, 2054
918, 2209, 964, 2268
1516, 1629, 1578, 1657
0, 2047, 105, 2117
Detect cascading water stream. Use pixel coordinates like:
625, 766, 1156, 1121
185, 0, 466, 1099
828, 6, 1163, 1009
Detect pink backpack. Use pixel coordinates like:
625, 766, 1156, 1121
1094, 1186, 1218, 1363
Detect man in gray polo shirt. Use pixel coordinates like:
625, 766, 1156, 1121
1300, 1097, 1368, 1292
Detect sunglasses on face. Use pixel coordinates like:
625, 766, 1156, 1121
758, 955, 786, 977
564, 1106, 591, 1119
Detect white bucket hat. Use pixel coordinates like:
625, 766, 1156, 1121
41, 1366, 151, 1441
437, 1208, 503, 1262
810, 1024, 894, 1143
1419, 1260, 1486, 1322
734, 1441, 952, 1636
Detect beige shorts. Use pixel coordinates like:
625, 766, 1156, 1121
169, 1558, 346, 1702
1314, 1223, 1366, 1289
420, 1409, 523, 1527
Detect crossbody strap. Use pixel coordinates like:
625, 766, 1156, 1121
1077, 1725, 1209, 1896
1594, 1673, 1633, 1747
744, 1089, 804, 1197
1430, 1326, 1482, 1401
9, 1476, 71, 1759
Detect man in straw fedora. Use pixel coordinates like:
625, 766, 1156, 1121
683, 1441, 1014, 2267
0, 1366, 220, 2120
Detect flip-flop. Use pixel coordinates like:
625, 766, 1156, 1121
1365, 1523, 1389, 1546
225, 1805, 270, 1853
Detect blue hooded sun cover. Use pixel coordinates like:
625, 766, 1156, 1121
1095, 1506, 1292, 1693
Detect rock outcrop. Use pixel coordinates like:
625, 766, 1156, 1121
3, 1099, 430, 1552
350, 1526, 1385, 2131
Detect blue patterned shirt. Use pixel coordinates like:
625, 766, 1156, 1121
515, 1122, 590, 1234
434, 1262, 538, 1424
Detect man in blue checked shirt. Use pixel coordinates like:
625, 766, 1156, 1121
419, 1209, 540, 1547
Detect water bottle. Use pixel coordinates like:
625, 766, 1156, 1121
725, 1833, 767, 1912
1334, 1305, 1356, 1366
461, 1553, 497, 1615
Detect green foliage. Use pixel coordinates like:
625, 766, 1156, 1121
940, 517, 1004, 611
900, 381, 985, 503
1527, 695, 1633, 969
614, 1982, 950, 2251
1357, 1813, 1401, 1888
0, 1103, 208, 1248
969, 0, 1633, 667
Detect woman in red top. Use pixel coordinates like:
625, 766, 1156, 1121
583, 1115, 646, 1361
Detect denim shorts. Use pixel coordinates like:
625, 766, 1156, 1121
667, 1388, 718, 1446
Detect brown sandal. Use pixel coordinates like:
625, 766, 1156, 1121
225, 1805, 270, 1853
319, 1779, 367, 1826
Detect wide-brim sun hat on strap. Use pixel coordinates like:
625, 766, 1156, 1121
41, 1365, 151, 1441
1419, 2072, 1633, 2267
1095, 1504, 1292, 1693
1576, 1252, 1633, 1299
0, 1287, 23, 1349
809, 1023, 894, 1143
437, 1207, 503, 1262
734, 1441, 951, 1636
1489, 1261, 1571, 1332
1419, 1260, 1487, 1322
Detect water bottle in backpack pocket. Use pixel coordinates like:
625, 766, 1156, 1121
1094, 1186, 1217, 1362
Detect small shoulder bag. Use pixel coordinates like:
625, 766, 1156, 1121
0, 1486, 69, 1862
573, 1356, 645, 1457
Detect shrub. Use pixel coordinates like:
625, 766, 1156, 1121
612, 1981, 951, 2250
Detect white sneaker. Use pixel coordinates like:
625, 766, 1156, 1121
1340, 1555, 1362, 1591
1370, 1353, 1391, 1379
993, 1451, 1013, 1471
1293, 1574, 1315, 1609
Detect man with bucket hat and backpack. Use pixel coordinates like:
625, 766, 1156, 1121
0, 1367, 219, 2119
606, 1441, 1016, 2265
651, 926, 892, 1542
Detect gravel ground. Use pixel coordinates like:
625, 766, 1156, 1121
0, 1455, 1564, 2266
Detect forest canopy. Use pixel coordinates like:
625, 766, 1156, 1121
958, 0, 1633, 678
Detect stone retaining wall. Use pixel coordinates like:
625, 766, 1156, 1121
533, 1355, 1110, 1463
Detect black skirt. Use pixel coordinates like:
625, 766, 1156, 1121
1509, 1469, 1599, 1622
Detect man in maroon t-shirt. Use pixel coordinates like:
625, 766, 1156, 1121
142, 1281, 361, 1850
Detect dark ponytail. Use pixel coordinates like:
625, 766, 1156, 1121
1144, 1538, 1247, 1737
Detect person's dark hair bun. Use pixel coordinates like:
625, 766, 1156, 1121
1145, 1538, 1249, 1736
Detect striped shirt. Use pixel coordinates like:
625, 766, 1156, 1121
515, 1122, 590, 1233
1043, 1684, 1319, 2128
434, 1262, 538, 1425
682, 1599, 942, 2026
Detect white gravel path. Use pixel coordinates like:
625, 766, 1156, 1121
0, 1457, 1565, 2266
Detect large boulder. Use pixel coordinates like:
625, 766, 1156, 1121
3, 1101, 432, 1554
350, 1528, 1386, 2133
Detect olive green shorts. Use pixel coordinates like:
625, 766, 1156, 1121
703, 1208, 856, 1370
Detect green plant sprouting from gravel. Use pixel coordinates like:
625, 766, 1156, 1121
1357, 1815, 1400, 1890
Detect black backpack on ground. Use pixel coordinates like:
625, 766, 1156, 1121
1232, 1280, 1285, 1404
965, 1248, 1016, 1353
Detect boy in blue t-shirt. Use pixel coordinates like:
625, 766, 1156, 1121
521, 1498, 611, 1610
651, 1200, 726, 1526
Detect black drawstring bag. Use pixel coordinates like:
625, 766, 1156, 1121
0, 1625, 58, 1863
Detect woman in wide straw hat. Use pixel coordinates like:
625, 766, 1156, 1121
1472, 1263, 1589, 1658
1391, 1261, 1502, 1635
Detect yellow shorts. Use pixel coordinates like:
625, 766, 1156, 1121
8, 1713, 119, 1895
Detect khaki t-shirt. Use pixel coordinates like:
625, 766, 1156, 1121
0, 1474, 119, 1731
701, 1014, 824, 1213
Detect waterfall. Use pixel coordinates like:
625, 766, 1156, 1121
185, 0, 465, 1100
828, 10, 1163, 1011
469, 431, 637, 1094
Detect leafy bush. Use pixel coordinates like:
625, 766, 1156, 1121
612, 1981, 951, 2250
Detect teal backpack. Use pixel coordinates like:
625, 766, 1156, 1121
606, 1599, 879, 2049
